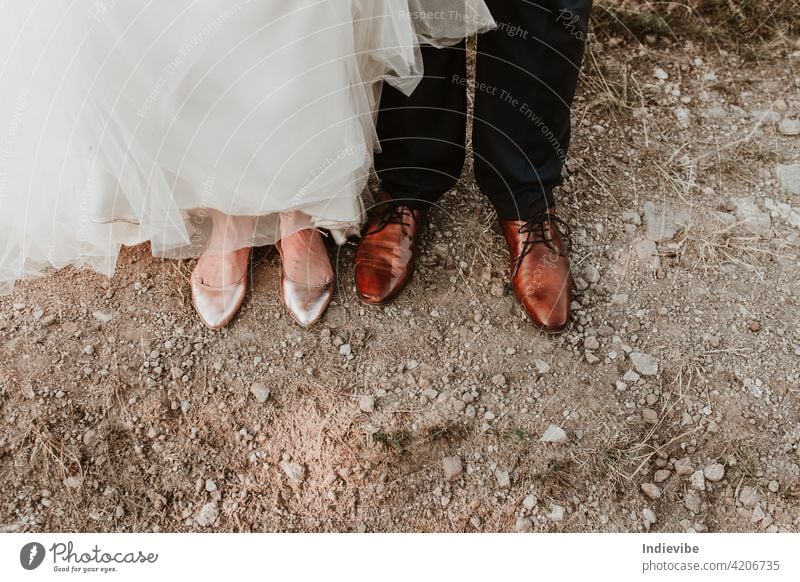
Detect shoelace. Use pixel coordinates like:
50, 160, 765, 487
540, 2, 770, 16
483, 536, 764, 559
364, 203, 416, 237
512, 211, 572, 278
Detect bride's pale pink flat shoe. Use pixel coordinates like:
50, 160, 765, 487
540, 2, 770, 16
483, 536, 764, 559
276, 240, 333, 328
190, 250, 251, 330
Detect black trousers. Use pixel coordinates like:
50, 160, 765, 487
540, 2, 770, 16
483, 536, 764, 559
374, 0, 592, 221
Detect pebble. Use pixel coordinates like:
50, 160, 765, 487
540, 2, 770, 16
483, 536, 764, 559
654, 469, 671, 483
768, 480, 779, 493
534, 360, 551, 375
280, 461, 307, 483
339, 344, 352, 356
92, 311, 113, 323
540, 424, 568, 444
643, 201, 690, 242
674, 457, 694, 476
777, 163, 800, 195
629, 352, 659, 376
547, 504, 566, 522
641, 483, 661, 499
470, 516, 482, 528
359, 395, 375, 413
495, 470, 511, 488
491, 374, 507, 387
205, 479, 217, 492
623, 370, 640, 383
584, 264, 601, 284
584, 337, 600, 350
642, 408, 659, 424
690, 470, 706, 491
195, 502, 219, 527
82, 430, 98, 447
643, 508, 657, 526
778, 118, 800, 136
738, 485, 760, 508
684, 493, 702, 514
514, 517, 533, 532
64, 476, 82, 489
584, 352, 600, 364
250, 382, 271, 403
733, 197, 772, 235
523, 494, 538, 511
634, 239, 661, 269
751, 505, 766, 523
703, 463, 725, 482
442, 456, 463, 482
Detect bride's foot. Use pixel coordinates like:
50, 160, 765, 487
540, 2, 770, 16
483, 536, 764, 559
191, 247, 251, 330
278, 228, 334, 327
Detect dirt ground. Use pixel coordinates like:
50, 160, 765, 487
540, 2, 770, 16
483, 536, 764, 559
1, 8, 800, 533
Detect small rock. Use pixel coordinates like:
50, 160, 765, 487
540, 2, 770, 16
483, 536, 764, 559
470, 516, 482, 528
690, 470, 706, 491
584, 264, 601, 284
442, 456, 463, 482
359, 395, 375, 413
641, 483, 661, 500
751, 505, 766, 524
674, 457, 694, 476
495, 470, 511, 488
339, 344, 352, 356
523, 494, 538, 511
250, 382, 271, 403
654, 469, 671, 483
491, 374, 507, 387
733, 197, 771, 235
739, 485, 760, 508
205, 479, 217, 492
82, 430, 98, 447
534, 360, 551, 375
623, 370, 641, 383
642, 408, 659, 424
630, 352, 659, 376
584, 352, 600, 364
703, 463, 725, 482
92, 311, 113, 323
195, 502, 219, 527
64, 476, 82, 489
643, 201, 691, 242
777, 163, 800, 195
514, 517, 532, 532
541, 424, 568, 444
642, 508, 657, 526
280, 461, 306, 483
633, 238, 661, 269
547, 504, 566, 522
768, 480, 779, 493
778, 118, 800, 136
684, 493, 702, 514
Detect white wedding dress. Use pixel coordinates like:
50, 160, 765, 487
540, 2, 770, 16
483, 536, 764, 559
0, 0, 493, 294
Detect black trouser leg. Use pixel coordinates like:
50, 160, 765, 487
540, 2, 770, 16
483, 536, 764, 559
373, 42, 467, 210
474, 0, 592, 220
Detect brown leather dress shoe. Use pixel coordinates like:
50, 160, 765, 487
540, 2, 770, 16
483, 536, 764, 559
355, 193, 426, 305
501, 209, 574, 333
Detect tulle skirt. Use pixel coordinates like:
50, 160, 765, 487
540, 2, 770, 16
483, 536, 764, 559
0, 0, 494, 294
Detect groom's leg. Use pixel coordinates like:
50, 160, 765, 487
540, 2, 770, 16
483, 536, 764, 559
473, 0, 591, 333
474, 0, 591, 220
356, 43, 468, 306
374, 42, 468, 209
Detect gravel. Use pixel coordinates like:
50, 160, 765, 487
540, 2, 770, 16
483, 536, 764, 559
359, 395, 376, 413
629, 352, 659, 376
442, 456, 463, 482
280, 461, 306, 483
250, 382, 271, 403
195, 502, 219, 527
540, 424, 568, 444
548, 504, 566, 523
641, 483, 662, 499
690, 470, 706, 491
703, 463, 725, 482
674, 458, 694, 476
